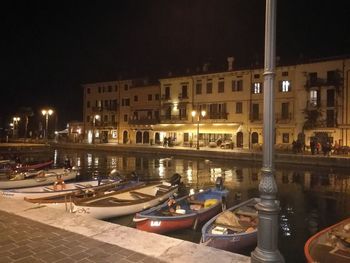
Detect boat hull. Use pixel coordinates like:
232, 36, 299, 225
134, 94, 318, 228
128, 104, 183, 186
134, 188, 227, 234
304, 217, 350, 263
0, 168, 78, 189
200, 198, 259, 253
135, 204, 222, 234
72, 184, 178, 219
0, 180, 118, 199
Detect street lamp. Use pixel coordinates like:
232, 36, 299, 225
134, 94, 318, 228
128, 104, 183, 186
13, 117, 20, 138
92, 114, 100, 144
41, 109, 53, 140
191, 110, 206, 150
251, 0, 284, 262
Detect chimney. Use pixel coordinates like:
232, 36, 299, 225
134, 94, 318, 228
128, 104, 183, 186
202, 63, 209, 72
227, 57, 234, 71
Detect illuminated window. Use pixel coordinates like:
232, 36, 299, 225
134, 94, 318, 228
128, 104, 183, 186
253, 82, 262, 94
310, 90, 318, 106
280, 80, 291, 92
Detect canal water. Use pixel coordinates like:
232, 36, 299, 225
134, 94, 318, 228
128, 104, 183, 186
17, 148, 350, 262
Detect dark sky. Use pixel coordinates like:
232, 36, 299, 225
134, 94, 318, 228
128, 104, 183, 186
1, 0, 349, 128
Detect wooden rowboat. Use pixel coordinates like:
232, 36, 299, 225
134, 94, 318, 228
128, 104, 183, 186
304, 217, 350, 263
0, 178, 121, 199
200, 198, 259, 253
0, 167, 78, 189
71, 181, 179, 219
0, 160, 53, 174
133, 187, 228, 234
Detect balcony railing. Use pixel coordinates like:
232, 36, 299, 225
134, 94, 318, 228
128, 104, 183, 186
178, 93, 189, 100
206, 112, 228, 120
306, 77, 342, 89
160, 115, 188, 123
128, 117, 160, 125
249, 113, 263, 122
91, 105, 118, 112
276, 113, 292, 124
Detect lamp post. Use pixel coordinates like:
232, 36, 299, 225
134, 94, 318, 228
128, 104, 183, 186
191, 110, 206, 150
92, 115, 100, 144
13, 117, 20, 138
41, 109, 53, 140
251, 0, 284, 262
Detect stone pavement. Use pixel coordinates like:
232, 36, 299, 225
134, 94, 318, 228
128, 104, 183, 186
0, 211, 161, 263
0, 198, 249, 263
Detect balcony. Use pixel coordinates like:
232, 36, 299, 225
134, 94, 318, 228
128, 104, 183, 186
161, 94, 171, 101
178, 93, 189, 100
160, 115, 188, 123
92, 106, 103, 112
276, 113, 292, 124
305, 77, 342, 89
90, 121, 118, 128
91, 105, 118, 112
128, 117, 160, 125
249, 113, 263, 122
207, 112, 228, 120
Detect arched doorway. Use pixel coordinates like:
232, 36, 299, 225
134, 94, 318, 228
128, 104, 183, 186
236, 132, 243, 148
252, 132, 259, 144
123, 131, 128, 144
143, 131, 150, 144
155, 132, 160, 144
136, 131, 142, 144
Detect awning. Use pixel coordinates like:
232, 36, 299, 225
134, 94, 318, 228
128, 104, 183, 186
56, 129, 68, 134
153, 123, 241, 134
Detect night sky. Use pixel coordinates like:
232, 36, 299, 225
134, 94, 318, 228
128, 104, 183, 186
1, 0, 349, 129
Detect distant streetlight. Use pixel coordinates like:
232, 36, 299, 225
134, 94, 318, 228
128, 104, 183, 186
92, 114, 100, 144
191, 110, 206, 150
13, 117, 20, 138
42, 109, 53, 140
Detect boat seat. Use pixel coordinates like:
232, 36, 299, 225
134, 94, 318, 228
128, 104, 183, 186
214, 223, 248, 233
236, 210, 258, 217
129, 191, 154, 198
189, 200, 205, 205
108, 197, 133, 204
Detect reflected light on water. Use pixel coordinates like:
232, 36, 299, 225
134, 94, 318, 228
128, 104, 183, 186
76, 157, 81, 167
110, 157, 117, 169
94, 157, 99, 167
186, 166, 193, 183
53, 150, 58, 165
87, 154, 92, 167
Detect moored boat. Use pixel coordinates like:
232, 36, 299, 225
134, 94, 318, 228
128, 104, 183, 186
0, 167, 78, 189
72, 181, 179, 219
304, 217, 350, 263
133, 186, 228, 234
23, 179, 144, 210
0, 160, 53, 174
200, 198, 259, 253
0, 178, 121, 199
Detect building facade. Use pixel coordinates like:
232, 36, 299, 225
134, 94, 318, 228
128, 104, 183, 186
82, 56, 350, 149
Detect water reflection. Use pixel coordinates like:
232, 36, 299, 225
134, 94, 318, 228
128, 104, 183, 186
46, 149, 349, 262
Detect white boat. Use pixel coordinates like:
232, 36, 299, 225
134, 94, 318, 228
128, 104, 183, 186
72, 182, 179, 219
0, 178, 120, 199
0, 167, 78, 189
